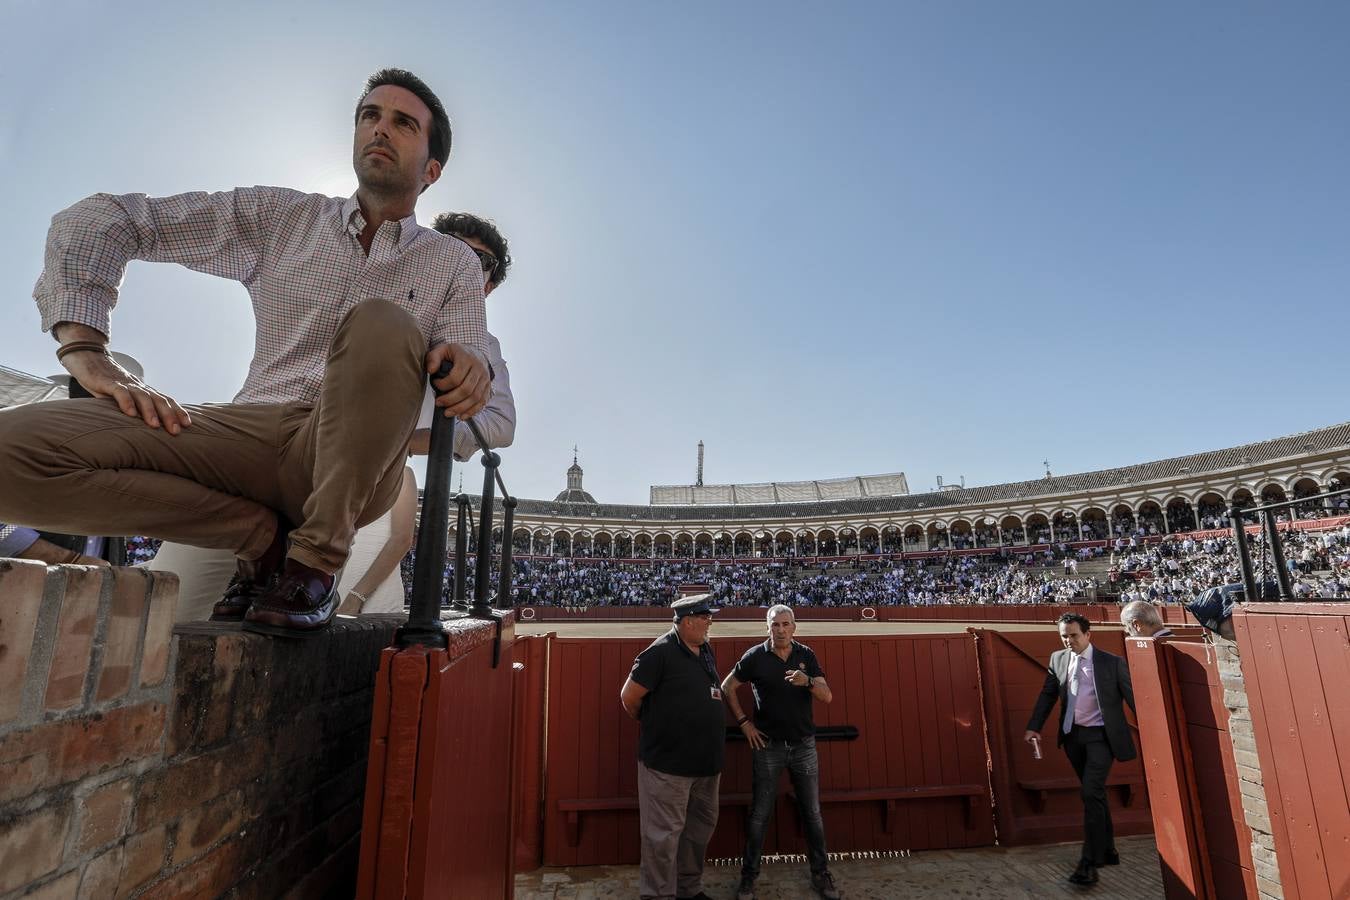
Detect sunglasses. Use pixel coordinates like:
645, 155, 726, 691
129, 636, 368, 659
471, 247, 499, 276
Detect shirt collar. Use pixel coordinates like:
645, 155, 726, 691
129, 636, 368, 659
1076, 643, 1095, 662
340, 195, 422, 250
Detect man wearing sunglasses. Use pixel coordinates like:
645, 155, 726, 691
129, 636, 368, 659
0, 68, 491, 639
145, 212, 517, 621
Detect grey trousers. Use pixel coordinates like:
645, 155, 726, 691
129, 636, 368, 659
637, 761, 720, 900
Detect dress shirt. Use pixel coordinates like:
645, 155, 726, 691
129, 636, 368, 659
1066, 644, 1105, 731
415, 332, 515, 461
34, 188, 487, 405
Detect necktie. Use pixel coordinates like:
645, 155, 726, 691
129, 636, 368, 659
1063, 656, 1078, 734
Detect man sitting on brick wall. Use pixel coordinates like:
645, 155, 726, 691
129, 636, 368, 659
0, 68, 491, 638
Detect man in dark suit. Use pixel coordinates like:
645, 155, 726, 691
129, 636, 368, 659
1024, 612, 1136, 886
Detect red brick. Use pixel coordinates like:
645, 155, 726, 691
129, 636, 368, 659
0, 702, 165, 802
117, 825, 167, 899
166, 635, 216, 757
201, 634, 246, 746
0, 558, 48, 723
135, 734, 267, 825
23, 870, 81, 900
0, 803, 73, 894
44, 566, 107, 710
135, 838, 244, 900
140, 571, 179, 687
77, 776, 135, 854
96, 568, 149, 701
170, 789, 245, 866
78, 844, 123, 900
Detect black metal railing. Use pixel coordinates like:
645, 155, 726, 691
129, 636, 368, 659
1229, 486, 1350, 601
396, 365, 515, 657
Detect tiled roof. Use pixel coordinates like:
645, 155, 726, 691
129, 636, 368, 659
510, 421, 1350, 523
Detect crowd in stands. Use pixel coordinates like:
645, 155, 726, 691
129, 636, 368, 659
1112, 524, 1350, 603
120, 517, 1350, 609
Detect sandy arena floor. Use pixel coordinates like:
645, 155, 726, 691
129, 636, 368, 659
515, 834, 1162, 898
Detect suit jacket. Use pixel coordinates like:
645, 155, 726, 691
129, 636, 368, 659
1026, 645, 1137, 762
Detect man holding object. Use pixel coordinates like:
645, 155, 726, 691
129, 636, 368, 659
1024, 612, 1137, 886
721, 605, 840, 900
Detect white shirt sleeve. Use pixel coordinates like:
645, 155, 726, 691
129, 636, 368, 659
415, 331, 516, 462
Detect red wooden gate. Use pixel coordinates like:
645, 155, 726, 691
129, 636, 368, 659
540, 633, 995, 866
974, 628, 1153, 846
510, 634, 550, 872
1127, 636, 1257, 898
1232, 603, 1350, 900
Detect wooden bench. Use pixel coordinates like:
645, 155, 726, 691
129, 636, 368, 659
556, 793, 754, 846
1017, 773, 1145, 813
792, 785, 988, 833
557, 784, 987, 845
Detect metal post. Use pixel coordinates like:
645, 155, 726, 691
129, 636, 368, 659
1260, 508, 1294, 600
397, 398, 456, 648
452, 494, 470, 612
496, 497, 516, 611
472, 453, 499, 617
1230, 507, 1257, 602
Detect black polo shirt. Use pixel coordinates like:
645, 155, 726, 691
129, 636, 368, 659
732, 639, 824, 741
629, 629, 726, 777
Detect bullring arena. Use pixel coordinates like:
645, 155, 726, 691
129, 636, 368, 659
3, 370, 1348, 898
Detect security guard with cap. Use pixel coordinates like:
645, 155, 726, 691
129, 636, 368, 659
620, 595, 726, 900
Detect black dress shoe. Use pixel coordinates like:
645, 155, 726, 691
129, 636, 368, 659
241, 559, 337, 639
1068, 862, 1099, 886
1103, 850, 1120, 866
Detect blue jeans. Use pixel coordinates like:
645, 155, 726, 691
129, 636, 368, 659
742, 735, 828, 880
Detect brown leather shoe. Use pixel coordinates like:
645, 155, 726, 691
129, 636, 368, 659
241, 559, 337, 639
210, 517, 291, 622
209, 569, 267, 622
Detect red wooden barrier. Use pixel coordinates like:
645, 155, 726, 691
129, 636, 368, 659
974, 628, 1153, 846
540, 633, 995, 866
1126, 637, 1257, 898
511, 635, 550, 873
517, 602, 1167, 625
1231, 603, 1350, 900
357, 620, 516, 900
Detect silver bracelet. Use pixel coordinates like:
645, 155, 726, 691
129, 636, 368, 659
349, 589, 369, 607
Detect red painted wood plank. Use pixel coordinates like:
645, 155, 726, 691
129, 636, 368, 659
928, 638, 959, 848
1278, 616, 1349, 898
859, 638, 887, 849
1242, 615, 1327, 899
1307, 615, 1350, 883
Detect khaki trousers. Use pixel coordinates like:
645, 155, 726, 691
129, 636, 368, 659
0, 299, 425, 574
637, 761, 720, 900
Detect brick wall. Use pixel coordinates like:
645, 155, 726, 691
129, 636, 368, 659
1214, 636, 1283, 900
0, 561, 399, 899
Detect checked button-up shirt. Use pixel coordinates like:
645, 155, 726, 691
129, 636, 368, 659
34, 187, 488, 406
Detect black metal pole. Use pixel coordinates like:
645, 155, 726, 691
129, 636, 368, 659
397, 368, 456, 649
1230, 506, 1258, 602
496, 497, 516, 610
472, 452, 500, 616
452, 494, 470, 612
1260, 508, 1294, 600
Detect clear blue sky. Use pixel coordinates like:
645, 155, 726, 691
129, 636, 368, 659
3, 1, 1346, 504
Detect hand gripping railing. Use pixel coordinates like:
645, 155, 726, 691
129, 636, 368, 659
395, 363, 516, 665
1229, 485, 1350, 601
